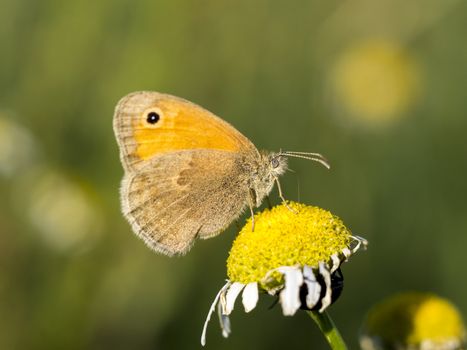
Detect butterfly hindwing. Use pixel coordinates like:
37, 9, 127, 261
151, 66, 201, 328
120, 149, 251, 255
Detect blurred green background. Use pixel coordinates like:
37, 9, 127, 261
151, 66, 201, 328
1, 0, 467, 349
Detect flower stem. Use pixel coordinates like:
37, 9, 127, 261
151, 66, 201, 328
307, 310, 348, 350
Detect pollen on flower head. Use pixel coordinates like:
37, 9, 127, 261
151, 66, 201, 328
361, 292, 466, 349
226, 201, 352, 286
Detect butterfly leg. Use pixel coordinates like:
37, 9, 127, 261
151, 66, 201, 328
248, 189, 256, 231
274, 176, 297, 213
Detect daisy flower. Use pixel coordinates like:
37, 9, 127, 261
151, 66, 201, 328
201, 201, 367, 347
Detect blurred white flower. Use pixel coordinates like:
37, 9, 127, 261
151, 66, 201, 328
0, 115, 37, 177
24, 169, 103, 252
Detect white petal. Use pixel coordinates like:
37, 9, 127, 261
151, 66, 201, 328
351, 236, 368, 253
330, 254, 341, 273
242, 282, 259, 313
224, 282, 245, 315
201, 282, 230, 346
342, 247, 351, 260
303, 265, 321, 309
217, 301, 231, 338
318, 262, 332, 312
219, 286, 227, 315
277, 266, 303, 316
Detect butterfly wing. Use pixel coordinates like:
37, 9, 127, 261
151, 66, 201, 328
121, 149, 250, 256
113, 91, 258, 255
113, 91, 257, 172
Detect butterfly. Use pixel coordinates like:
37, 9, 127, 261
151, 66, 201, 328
113, 91, 329, 256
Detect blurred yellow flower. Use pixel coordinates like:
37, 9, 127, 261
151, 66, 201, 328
360, 292, 466, 350
329, 39, 420, 125
201, 202, 367, 346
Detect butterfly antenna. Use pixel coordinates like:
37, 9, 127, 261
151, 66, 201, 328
280, 151, 331, 169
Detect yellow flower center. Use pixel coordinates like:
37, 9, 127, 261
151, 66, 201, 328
226, 202, 352, 285
365, 292, 465, 346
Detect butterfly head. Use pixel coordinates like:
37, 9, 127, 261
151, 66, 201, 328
268, 152, 289, 177
247, 151, 288, 207
252, 150, 330, 207
266, 150, 330, 177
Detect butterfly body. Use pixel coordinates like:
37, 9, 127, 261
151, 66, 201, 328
114, 92, 287, 256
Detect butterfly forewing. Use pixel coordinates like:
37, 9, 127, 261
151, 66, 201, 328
113, 91, 257, 172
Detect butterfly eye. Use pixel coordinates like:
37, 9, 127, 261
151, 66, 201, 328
146, 111, 160, 124
271, 157, 280, 168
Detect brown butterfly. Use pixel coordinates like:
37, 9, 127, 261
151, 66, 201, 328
113, 91, 329, 256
